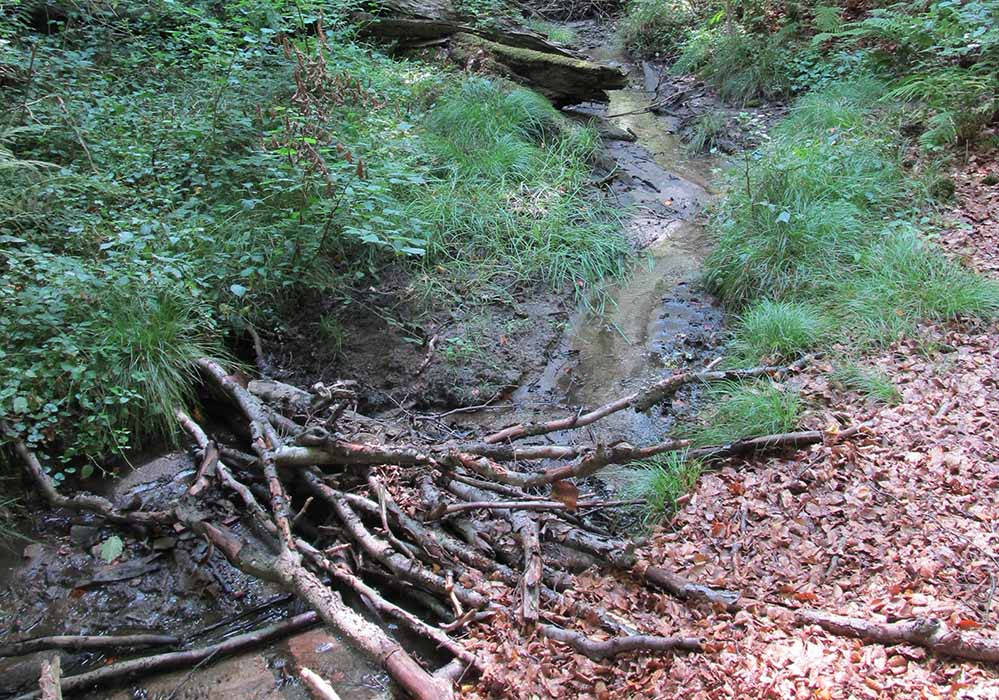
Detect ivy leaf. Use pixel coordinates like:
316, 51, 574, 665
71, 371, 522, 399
13, 396, 28, 413
99, 535, 124, 563
229, 283, 248, 297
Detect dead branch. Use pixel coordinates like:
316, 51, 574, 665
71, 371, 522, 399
7, 432, 173, 527
12, 613, 319, 700
538, 625, 702, 660
788, 608, 999, 664
38, 656, 61, 700
511, 510, 542, 626
483, 359, 808, 444
429, 498, 642, 518
299, 668, 342, 700
687, 425, 864, 463
0, 634, 180, 659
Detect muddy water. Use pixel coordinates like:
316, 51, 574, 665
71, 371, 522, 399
467, 70, 725, 449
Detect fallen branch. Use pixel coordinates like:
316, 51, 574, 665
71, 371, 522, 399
789, 609, 999, 664
299, 667, 342, 700
12, 613, 319, 700
483, 360, 808, 444
428, 498, 643, 518
38, 656, 61, 700
0, 633, 180, 659
538, 625, 702, 660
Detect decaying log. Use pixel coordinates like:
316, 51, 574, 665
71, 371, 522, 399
354, 0, 578, 57
0, 634, 180, 659
510, 510, 542, 625
538, 625, 702, 660
448, 33, 627, 106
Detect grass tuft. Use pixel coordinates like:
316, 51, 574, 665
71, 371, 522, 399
830, 363, 901, 405
688, 380, 801, 447
733, 300, 825, 362
623, 452, 702, 525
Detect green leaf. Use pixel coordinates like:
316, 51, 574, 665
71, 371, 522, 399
99, 536, 124, 563
12, 396, 28, 413
230, 284, 248, 297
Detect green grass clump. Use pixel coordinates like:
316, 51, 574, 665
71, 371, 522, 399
688, 380, 801, 447
830, 363, 901, 405
673, 27, 793, 103
619, 0, 699, 59
686, 111, 726, 154
414, 78, 629, 295
624, 452, 703, 525
703, 78, 997, 356
524, 18, 577, 45
838, 229, 999, 344
734, 300, 824, 362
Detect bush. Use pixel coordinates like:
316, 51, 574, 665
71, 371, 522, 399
673, 26, 794, 103
619, 0, 699, 59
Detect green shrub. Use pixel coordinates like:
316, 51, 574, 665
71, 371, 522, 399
619, 0, 699, 58
673, 26, 794, 103
734, 300, 825, 362
524, 17, 577, 44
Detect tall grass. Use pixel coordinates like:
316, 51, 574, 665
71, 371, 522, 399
619, 0, 698, 59
414, 78, 629, 295
687, 380, 801, 447
703, 78, 999, 358
623, 451, 703, 525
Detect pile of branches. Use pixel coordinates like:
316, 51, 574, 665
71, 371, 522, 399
7, 356, 999, 699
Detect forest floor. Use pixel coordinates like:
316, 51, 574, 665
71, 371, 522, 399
458, 139, 999, 698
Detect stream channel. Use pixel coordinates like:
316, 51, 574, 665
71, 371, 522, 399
0, 27, 727, 700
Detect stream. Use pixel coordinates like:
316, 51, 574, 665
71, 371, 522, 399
0, 27, 726, 700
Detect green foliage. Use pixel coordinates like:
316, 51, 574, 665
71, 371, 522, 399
733, 300, 824, 362
830, 363, 901, 405
0, 4, 626, 478
624, 451, 702, 524
688, 380, 801, 447
673, 25, 795, 103
820, 0, 999, 148
524, 18, 577, 44
619, 0, 699, 58
704, 78, 998, 355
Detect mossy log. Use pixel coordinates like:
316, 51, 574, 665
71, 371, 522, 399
354, 0, 578, 57
448, 33, 627, 105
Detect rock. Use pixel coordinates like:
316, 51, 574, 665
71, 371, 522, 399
151, 536, 177, 551
70, 524, 101, 549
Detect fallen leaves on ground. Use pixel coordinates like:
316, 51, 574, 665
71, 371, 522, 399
460, 149, 999, 698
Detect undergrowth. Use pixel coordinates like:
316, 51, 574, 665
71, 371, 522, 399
0, 2, 627, 477
705, 78, 999, 356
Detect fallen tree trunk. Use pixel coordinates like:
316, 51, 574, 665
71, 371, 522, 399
0, 634, 180, 659
354, 0, 577, 57
448, 32, 626, 106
